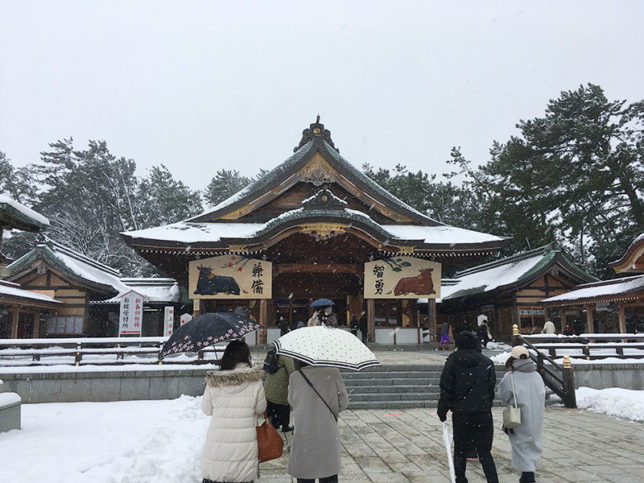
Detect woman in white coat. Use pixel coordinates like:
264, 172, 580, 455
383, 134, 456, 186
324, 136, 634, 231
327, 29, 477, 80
498, 345, 546, 483
201, 340, 266, 483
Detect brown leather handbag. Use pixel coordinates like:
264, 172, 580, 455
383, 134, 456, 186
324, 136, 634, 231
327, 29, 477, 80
256, 413, 284, 462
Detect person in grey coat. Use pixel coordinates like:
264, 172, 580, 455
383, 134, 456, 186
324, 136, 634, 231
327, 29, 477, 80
287, 360, 349, 483
498, 345, 546, 483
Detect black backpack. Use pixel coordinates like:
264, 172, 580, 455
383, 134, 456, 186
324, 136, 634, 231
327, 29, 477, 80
263, 347, 280, 374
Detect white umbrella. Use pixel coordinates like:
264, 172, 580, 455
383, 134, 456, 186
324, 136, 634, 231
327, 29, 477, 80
274, 326, 379, 371
442, 421, 456, 483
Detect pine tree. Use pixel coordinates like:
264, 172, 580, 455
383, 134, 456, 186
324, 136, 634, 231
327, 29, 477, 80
480, 84, 643, 277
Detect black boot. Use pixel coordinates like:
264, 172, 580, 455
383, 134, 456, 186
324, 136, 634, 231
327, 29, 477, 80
520, 472, 535, 483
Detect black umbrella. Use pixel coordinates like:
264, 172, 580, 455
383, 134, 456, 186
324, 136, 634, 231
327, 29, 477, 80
310, 298, 335, 308
160, 312, 264, 359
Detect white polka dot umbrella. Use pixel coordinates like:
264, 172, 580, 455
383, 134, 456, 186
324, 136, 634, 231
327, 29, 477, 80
274, 326, 379, 371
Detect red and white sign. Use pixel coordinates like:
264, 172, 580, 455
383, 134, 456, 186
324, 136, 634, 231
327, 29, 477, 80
164, 306, 175, 336
180, 313, 192, 326
119, 290, 144, 336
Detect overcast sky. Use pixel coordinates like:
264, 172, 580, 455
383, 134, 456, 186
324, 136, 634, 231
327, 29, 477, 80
1, 1, 642, 191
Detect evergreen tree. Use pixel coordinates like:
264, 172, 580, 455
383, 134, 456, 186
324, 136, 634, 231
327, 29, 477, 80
137, 164, 203, 228
203, 169, 253, 206
480, 84, 643, 277
0, 151, 37, 203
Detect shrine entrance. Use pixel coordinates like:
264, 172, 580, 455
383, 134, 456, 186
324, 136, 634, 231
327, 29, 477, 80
271, 271, 363, 327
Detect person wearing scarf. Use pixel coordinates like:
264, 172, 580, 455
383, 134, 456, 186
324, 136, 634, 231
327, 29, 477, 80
498, 345, 546, 483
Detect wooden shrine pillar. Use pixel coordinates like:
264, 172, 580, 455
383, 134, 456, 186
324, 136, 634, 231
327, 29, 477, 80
561, 310, 568, 333
367, 298, 375, 343
33, 310, 41, 338
585, 304, 595, 333
10, 308, 19, 339
429, 299, 437, 342
259, 299, 268, 344
192, 299, 201, 319
618, 304, 626, 334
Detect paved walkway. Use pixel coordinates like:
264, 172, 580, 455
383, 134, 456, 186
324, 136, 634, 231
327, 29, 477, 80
258, 407, 644, 482
251, 345, 505, 366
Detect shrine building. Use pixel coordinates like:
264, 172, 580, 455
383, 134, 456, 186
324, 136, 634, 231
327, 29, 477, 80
122, 119, 510, 343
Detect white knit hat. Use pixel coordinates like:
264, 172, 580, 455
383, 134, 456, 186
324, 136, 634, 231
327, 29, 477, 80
510, 345, 529, 359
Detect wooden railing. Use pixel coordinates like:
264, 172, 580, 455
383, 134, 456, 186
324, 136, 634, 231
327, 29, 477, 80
522, 333, 644, 360
0, 337, 227, 366
511, 326, 577, 408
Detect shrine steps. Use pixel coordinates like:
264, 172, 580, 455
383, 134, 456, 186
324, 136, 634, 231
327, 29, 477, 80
343, 365, 510, 410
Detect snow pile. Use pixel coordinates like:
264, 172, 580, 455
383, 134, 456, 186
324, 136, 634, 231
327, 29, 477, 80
490, 351, 511, 365
0, 396, 207, 482
486, 341, 512, 351
576, 387, 644, 422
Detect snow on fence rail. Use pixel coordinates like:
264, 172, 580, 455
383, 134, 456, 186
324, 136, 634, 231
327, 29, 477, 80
0, 337, 228, 366
522, 333, 644, 360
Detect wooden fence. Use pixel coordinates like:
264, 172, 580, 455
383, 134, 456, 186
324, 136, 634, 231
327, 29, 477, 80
0, 337, 227, 366
522, 333, 644, 360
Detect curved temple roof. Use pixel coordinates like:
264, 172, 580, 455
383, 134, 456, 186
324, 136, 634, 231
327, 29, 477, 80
122, 120, 510, 258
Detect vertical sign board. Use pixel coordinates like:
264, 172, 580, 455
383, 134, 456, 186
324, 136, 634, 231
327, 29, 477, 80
180, 313, 193, 326
164, 306, 175, 337
119, 290, 144, 336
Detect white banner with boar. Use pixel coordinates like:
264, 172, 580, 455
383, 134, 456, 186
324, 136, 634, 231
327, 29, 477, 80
364, 257, 441, 299
189, 255, 272, 299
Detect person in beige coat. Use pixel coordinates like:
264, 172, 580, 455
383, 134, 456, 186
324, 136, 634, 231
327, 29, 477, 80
288, 360, 349, 483
201, 340, 266, 483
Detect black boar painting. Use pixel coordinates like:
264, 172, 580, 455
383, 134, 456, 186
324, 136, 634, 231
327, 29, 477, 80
194, 265, 241, 295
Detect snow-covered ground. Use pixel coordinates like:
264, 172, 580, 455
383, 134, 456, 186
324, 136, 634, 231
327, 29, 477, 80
1, 387, 642, 482
576, 387, 644, 422
0, 396, 207, 482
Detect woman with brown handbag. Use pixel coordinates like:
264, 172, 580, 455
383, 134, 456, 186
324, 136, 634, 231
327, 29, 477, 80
200, 340, 266, 483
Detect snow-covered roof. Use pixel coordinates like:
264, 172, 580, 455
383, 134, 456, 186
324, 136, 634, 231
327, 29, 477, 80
439, 245, 594, 301
188, 123, 440, 227
122, 210, 506, 247
440, 253, 546, 300
9, 242, 182, 303
8, 241, 129, 295
122, 222, 264, 244
188, 141, 314, 220
609, 233, 644, 274
381, 224, 505, 245
118, 278, 180, 303
47, 242, 130, 294
0, 281, 61, 304
0, 193, 50, 230
541, 275, 644, 304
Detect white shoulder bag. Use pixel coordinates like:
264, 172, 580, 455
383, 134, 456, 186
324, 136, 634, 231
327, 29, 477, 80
502, 372, 521, 429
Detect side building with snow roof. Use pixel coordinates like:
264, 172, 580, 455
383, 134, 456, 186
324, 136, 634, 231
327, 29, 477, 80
5, 240, 181, 338
541, 233, 644, 334
0, 194, 61, 338
434, 244, 597, 340
122, 118, 512, 343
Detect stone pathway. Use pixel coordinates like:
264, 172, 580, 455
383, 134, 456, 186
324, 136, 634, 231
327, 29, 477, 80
258, 407, 644, 482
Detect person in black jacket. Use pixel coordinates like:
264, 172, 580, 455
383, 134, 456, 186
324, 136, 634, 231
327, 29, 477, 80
437, 331, 498, 483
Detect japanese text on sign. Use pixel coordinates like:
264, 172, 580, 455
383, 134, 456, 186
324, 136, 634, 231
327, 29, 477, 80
119, 291, 143, 335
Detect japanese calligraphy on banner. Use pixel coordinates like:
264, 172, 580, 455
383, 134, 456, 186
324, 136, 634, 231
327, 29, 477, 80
188, 255, 272, 299
364, 258, 441, 299
164, 306, 174, 336
119, 290, 143, 335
